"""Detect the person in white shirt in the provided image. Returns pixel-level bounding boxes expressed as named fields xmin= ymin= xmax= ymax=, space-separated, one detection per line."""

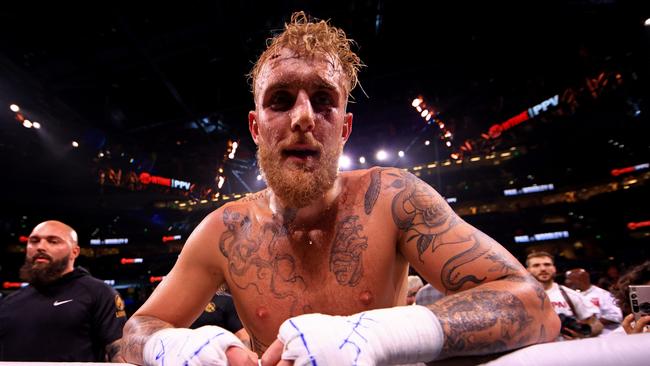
xmin=565 ymin=268 xmax=622 ymax=335
xmin=526 ymin=251 xmax=603 ymax=339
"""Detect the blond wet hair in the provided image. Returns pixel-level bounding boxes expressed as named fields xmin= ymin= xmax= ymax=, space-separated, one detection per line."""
xmin=249 ymin=11 xmax=363 ymax=100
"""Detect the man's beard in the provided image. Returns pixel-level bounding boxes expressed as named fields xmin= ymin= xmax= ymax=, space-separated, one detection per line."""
xmin=533 ymin=272 xmax=553 ymax=285
xmin=258 ymin=136 xmax=341 ymax=208
xmin=19 ymin=253 xmax=70 ymax=286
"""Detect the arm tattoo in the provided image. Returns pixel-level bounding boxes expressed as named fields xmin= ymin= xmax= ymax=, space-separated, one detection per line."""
xmin=485 ymin=251 xmax=520 ymax=275
xmin=389 ymin=170 xmax=492 ymax=291
xmin=121 ymin=315 xmax=173 ymax=364
xmin=430 ymin=290 xmax=534 ymax=357
xmin=364 ymin=168 xmax=384 ymax=215
xmin=105 ymin=339 xmax=122 ymax=362
xmin=440 ymin=233 xmax=489 ymax=291
xmin=219 ymin=207 xmax=307 ymax=314
xmin=501 ymin=274 xmax=548 ymax=311
xmin=485 ymin=250 xmax=548 ymax=311
xmin=388 ymin=171 xmax=461 ymax=260
xmin=329 ymin=215 xmax=369 ymax=286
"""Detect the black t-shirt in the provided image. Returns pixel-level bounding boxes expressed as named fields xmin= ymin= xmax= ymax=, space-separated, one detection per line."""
xmin=0 ymin=267 xmax=127 ymax=361
xmin=190 ymin=293 xmax=243 ymax=333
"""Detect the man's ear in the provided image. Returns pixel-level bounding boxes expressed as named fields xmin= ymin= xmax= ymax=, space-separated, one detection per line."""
xmin=342 ymin=113 xmax=353 ymax=143
xmin=249 ymin=111 xmax=260 ymax=145
xmin=71 ymin=245 xmax=80 ymax=261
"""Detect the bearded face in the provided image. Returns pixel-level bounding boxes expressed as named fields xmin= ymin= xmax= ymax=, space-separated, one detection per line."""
xmin=251 ymin=49 xmax=352 ymax=208
xmin=20 ymin=252 xmax=70 ymax=286
xmin=258 ymin=134 xmax=342 ymax=208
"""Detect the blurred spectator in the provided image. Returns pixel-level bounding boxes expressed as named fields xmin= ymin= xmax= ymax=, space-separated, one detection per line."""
xmin=610 ymin=261 xmax=650 ymax=335
xmin=406 ymin=275 xmax=423 ymax=305
xmin=415 ymin=283 xmax=445 ymax=306
xmin=565 ymin=268 xmax=622 ymax=335
xmin=526 ymin=251 xmax=603 ymax=339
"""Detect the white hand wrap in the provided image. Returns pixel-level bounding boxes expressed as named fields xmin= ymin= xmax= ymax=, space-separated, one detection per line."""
xmin=143 ymin=325 xmax=245 ymax=366
xmin=278 ymin=305 xmax=444 ymax=366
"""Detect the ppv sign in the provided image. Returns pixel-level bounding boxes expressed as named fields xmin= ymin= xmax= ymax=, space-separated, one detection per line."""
xmin=139 ymin=172 xmax=192 ymax=191
xmin=487 ymin=94 xmax=559 ymax=139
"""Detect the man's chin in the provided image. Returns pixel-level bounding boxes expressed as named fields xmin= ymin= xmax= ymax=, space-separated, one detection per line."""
xmin=282 ymin=159 xmax=318 ymax=172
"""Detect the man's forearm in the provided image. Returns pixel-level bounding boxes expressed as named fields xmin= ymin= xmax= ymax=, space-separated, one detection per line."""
xmin=428 ymin=275 xmax=558 ymax=359
xmin=121 ymin=315 xmax=174 ymax=364
xmin=588 ymin=316 xmax=604 ymax=336
xmin=106 ymin=339 xmax=124 ymax=362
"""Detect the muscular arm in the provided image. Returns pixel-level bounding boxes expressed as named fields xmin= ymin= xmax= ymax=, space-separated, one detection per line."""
xmin=121 ymin=211 xmax=228 ymax=364
xmin=235 ymin=328 xmax=251 ymax=348
xmin=106 ymin=338 xmax=125 ymax=362
xmin=121 ymin=317 xmax=173 ymax=363
xmin=379 ymin=169 xmax=560 ymax=358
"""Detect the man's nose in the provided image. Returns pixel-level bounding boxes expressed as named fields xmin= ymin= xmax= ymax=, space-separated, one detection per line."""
xmin=290 ymin=91 xmax=315 ymax=133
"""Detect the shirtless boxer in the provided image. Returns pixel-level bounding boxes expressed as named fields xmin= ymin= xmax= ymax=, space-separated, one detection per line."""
xmin=121 ymin=12 xmax=560 ymax=365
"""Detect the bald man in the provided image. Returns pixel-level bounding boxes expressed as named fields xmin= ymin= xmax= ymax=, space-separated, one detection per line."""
xmin=565 ymin=268 xmax=622 ymax=335
xmin=0 ymin=220 xmax=126 ymax=361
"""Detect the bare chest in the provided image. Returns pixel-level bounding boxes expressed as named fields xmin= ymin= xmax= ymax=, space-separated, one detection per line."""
xmin=218 ymin=209 xmax=406 ymax=352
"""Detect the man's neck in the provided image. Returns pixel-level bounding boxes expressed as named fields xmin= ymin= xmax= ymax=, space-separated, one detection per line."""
xmin=268 ymin=177 xmax=343 ymax=226
xmin=61 ymin=265 xmax=75 ymax=276
xmin=542 ymin=280 xmax=554 ymax=291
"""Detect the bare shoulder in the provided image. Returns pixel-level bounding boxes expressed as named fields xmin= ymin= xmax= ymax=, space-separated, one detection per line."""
xmin=341 ymin=166 xmax=408 ymax=215
xmin=183 ymin=194 xmax=263 ymax=260
xmin=341 ymin=167 xmax=438 ymax=216
xmin=199 ymin=190 xmax=266 ymax=228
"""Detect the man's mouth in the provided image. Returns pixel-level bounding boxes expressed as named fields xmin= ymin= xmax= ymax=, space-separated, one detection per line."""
xmin=282 ymin=147 xmax=320 ymax=160
xmin=32 ymin=255 xmax=52 ymax=263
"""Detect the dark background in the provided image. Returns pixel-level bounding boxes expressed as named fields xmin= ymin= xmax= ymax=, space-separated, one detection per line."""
xmin=1 ymin=0 xmax=648 ymax=311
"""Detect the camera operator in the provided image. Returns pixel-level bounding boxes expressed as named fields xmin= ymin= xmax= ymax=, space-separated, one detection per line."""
xmin=526 ymin=252 xmax=603 ymax=340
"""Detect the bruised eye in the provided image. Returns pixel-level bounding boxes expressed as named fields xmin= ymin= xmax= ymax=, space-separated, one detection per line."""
xmin=312 ymin=92 xmax=333 ymax=107
xmin=269 ymin=91 xmax=294 ymax=111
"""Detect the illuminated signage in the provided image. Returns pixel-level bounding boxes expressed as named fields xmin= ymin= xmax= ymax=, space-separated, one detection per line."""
xmin=90 ymin=238 xmax=129 ymax=245
xmin=162 ymin=235 xmax=182 ymax=243
xmin=446 ymin=197 xmax=458 ymax=203
xmin=488 ymin=95 xmax=559 ymax=139
xmin=504 ymin=184 xmax=555 ymax=196
xmin=628 ymin=221 xmax=650 ymax=230
xmin=150 ymin=275 xmax=166 ymax=283
xmin=139 ymin=172 xmax=192 ymax=191
xmin=528 ymin=95 xmax=559 ymax=118
xmin=120 ymin=258 xmax=143 ymax=264
xmin=3 ymin=282 xmax=29 ymax=289
xmin=103 ymin=279 xmax=116 ymax=286
xmin=611 ymin=163 xmax=649 ymax=177
xmin=19 ymin=235 xmax=29 ymax=243
xmin=515 ymin=230 xmax=569 ymax=243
